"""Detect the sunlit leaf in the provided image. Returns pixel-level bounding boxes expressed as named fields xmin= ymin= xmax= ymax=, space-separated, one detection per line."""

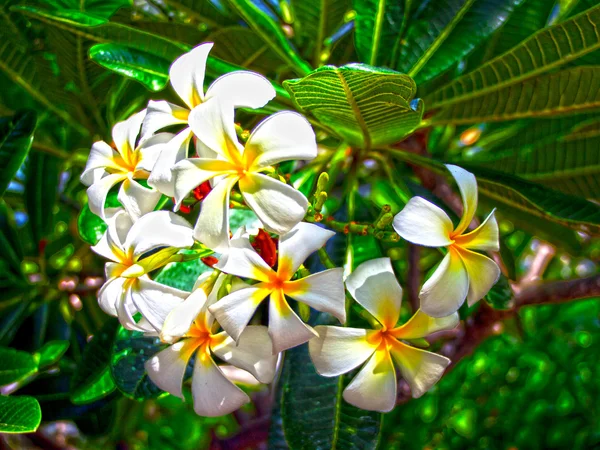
xmin=0 ymin=347 xmax=38 ymax=385
xmin=0 ymin=396 xmax=42 ymax=433
xmin=36 ymin=340 xmax=69 ymax=368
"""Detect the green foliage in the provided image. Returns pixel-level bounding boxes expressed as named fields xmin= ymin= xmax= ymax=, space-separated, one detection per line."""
xmin=0 ymin=111 xmax=36 ymax=198
xmin=0 ymin=347 xmax=38 ymax=385
xmin=0 ymin=396 xmax=42 ymax=433
xmin=36 ymin=340 xmax=69 ymax=368
xmin=284 ymin=64 xmax=423 ymax=149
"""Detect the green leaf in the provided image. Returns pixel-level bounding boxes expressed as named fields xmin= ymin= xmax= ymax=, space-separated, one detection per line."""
xmin=427 ymin=4 xmax=600 ymax=109
xmin=162 ymin=0 xmax=236 ymax=27
xmin=279 ymin=342 xmax=381 ymax=449
xmin=0 ymin=396 xmax=42 ymax=433
xmin=284 ymin=64 xmax=423 ymax=149
xmin=111 ymin=327 xmax=165 ymax=400
xmin=0 ymin=202 xmax=24 ymax=281
xmin=155 ymin=254 xmax=213 ymax=291
xmin=42 ymin=0 xmax=129 ymax=19
xmin=71 ymin=319 xmax=119 ymax=404
xmin=0 ymin=347 xmax=38 ymax=385
xmin=291 ymin=0 xmax=350 ymax=65
xmin=225 ymin=0 xmax=312 ymax=75
xmin=353 ymin=0 xmax=404 ymax=66
xmin=0 ymin=111 xmax=36 ymax=198
xmin=36 ymin=340 xmax=69 ymax=368
xmin=484 ymin=274 xmax=513 ymax=310
xmin=89 ymin=43 xmax=170 ymax=91
xmin=429 ymin=66 xmax=600 ymax=124
xmin=397 ymin=0 xmax=523 ymax=84
xmin=25 ymin=152 xmax=61 ymax=245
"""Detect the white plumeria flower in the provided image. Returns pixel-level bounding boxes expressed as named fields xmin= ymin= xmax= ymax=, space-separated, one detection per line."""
xmin=92 ymin=210 xmax=194 ymax=332
xmin=145 ymin=274 xmax=278 ymax=417
xmin=309 ymin=258 xmax=458 ymax=412
xmin=172 ymin=100 xmax=317 ymax=251
xmin=81 ymin=110 xmax=172 ymax=220
xmin=209 ymin=222 xmax=345 ymax=354
xmin=393 ymin=165 xmax=500 ymax=318
xmin=142 ymin=42 xmax=276 ymax=197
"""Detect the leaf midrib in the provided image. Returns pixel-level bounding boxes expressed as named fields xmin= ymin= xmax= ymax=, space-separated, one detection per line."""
xmin=335 ymin=69 xmax=371 ymax=150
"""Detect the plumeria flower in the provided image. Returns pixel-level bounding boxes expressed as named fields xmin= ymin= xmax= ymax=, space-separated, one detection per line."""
xmin=172 ymin=100 xmax=317 ymax=251
xmin=309 ymin=258 xmax=458 ymax=412
xmin=81 ymin=110 xmax=171 ymax=220
xmin=92 ymin=210 xmax=194 ymax=332
xmin=393 ymin=165 xmax=500 ymax=317
xmin=209 ymin=222 xmax=345 ymax=354
xmin=142 ymin=43 xmax=276 ymax=197
xmin=145 ymin=274 xmax=277 ymax=417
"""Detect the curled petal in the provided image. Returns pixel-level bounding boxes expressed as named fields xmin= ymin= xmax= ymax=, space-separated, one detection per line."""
xmin=130 ymin=278 xmax=189 ymax=332
xmin=309 ymin=326 xmax=380 ymax=377
xmin=244 ymin=111 xmax=317 ymax=170
xmin=169 ymin=43 xmax=212 ymax=109
xmin=172 ymin=158 xmax=233 ymax=209
xmin=343 ymin=350 xmax=397 ymax=413
xmin=81 ymin=141 xmax=120 ymax=185
xmin=98 ymin=276 xmax=125 ymax=316
xmin=456 ymin=248 xmax=501 ymax=307
xmin=454 ymin=210 xmax=499 ymax=252
xmin=87 ymin=173 xmax=127 ymax=220
xmin=268 ymin=289 xmax=317 ymax=354
xmin=284 ymin=269 xmax=346 ymax=323
xmin=206 ymin=71 xmax=275 ymax=109
xmin=392 ymin=310 xmax=459 ymax=340
xmin=161 ymin=287 xmax=209 ymax=343
xmin=145 ymin=339 xmax=198 ymax=399
xmin=239 ymin=173 xmax=308 ymax=236
xmin=112 ymin=109 xmax=146 ymax=156
xmin=446 ymin=164 xmax=478 ymax=235
xmin=277 ymin=222 xmax=335 ymax=276
xmin=141 ymin=100 xmax=189 ymax=141
xmin=124 ymin=210 xmax=193 ymax=258
xmin=419 ymin=249 xmax=469 ymax=318
xmin=148 ymin=130 xmax=192 ymax=197
xmin=215 ymin=246 xmax=274 ymax=282
xmin=389 ymin=340 xmax=450 ymax=398
xmin=393 ymin=197 xmax=454 ymax=247
xmin=346 ymin=258 xmax=403 ymax=329
xmin=118 ymin=177 xmax=161 ymax=221
xmin=191 ymin=351 xmax=250 ymax=417
xmin=135 ymin=132 xmax=175 ymax=172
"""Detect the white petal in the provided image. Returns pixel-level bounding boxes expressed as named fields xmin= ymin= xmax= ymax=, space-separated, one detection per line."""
xmin=118 ymin=177 xmax=161 ymax=221
xmin=346 ymin=257 xmax=403 ymax=329
xmin=191 ymin=352 xmax=250 ymax=417
xmin=98 ymin=276 xmax=125 ymax=316
xmin=148 ymin=129 xmax=193 ymax=197
xmin=446 ymin=164 xmax=478 ymax=235
xmin=91 ymin=226 xmax=123 ymax=263
xmin=135 ymin=132 xmax=175 ymax=172
xmin=419 ymin=249 xmax=469 ymax=318
xmin=392 ymin=310 xmax=459 ymax=340
xmin=211 ymin=326 xmax=277 ymax=384
xmin=284 ymin=269 xmax=346 ymax=323
xmin=214 ymin=245 xmax=274 ymax=282
xmin=171 ymin=158 xmax=233 ymax=209
xmin=343 ymin=350 xmax=397 ymax=413
xmin=131 ymin=278 xmax=188 ymax=332
xmin=208 ymin=284 xmax=271 ymax=341
xmin=243 ymin=111 xmax=316 ymax=170
xmin=454 ymin=210 xmax=499 ymax=252
xmin=309 ymin=326 xmax=379 ymax=377
xmin=194 ymin=175 xmax=238 ymax=252
xmin=206 ymin=70 xmax=276 ymax=109
xmin=117 ymin=286 xmax=154 ymax=332
xmin=268 ymin=289 xmax=317 ymax=354
xmin=107 ymin=209 xmax=134 ymax=245
xmin=456 ymin=248 xmax=501 ymax=307
xmin=87 ymin=173 xmax=126 ymax=220
xmin=81 ymin=141 xmax=120 ymax=185
xmin=112 ymin=109 xmax=146 ymax=156
xmin=170 ymin=43 xmax=212 ymax=109
xmin=188 ymin=98 xmax=243 ymax=162
xmin=161 ymin=287 xmax=208 ymax=343
xmin=124 ymin=210 xmax=193 ymax=258
xmin=390 ymin=340 xmax=450 ymax=398
xmin=277 ymin=222 xmax=335 ymax=276
xmin=141 ymin=100 xmax=189 ymax=141
xmin=393 ymin=197 xmax=454 ymax=247
xmin=145 ymin=339 xmax=197 ymax=399
xmin=239 ymin=173 xmax=308 ymax=235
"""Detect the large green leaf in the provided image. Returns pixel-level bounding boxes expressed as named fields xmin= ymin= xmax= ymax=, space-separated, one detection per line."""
xmin=0 ymin=347 xmax=38 ymax=385
xmin=71 ymin=319 xmax=119 ymax=404
xmin=279 ymin=341 xmax=381 ymax=449
xmin=77 ymin=192 xmax=120 ymax=245
xmin=284 ymin=64 xmax=423 ymax=149
xmin=397 ymin=0 xmax=524 ymax=84
xmin=110 ymin=328 xmax=165 ymax=400
xmin=42 ymin=0 xmax=129 ymax=19
xmin=89 ymin=43 xmax=170 ymax=91
xmin=25 ymin=152 xmax=61 ymax=245
xmin=225 ymin=0 xmax=312 ymax=75
xmin=36 ymin=340 xmax=69 ymax=368
xmin=0 ymin=396 xmax=42 ymax=433
xmin=429 ymin=66 xmax=600 ymax=124
xmin=353 ymin=0 xmax=403 ymax=66
xmin=291 ymin=0 xmax=350 ymax=64
xmin=427 ymin=4 xmax=600 ymax=109
xmin=0 ymin=110 xmax=36 ymax=198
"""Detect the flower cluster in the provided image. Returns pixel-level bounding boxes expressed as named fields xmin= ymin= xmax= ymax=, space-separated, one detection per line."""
xmin=82 ymin=43 xmax=500 ymax=415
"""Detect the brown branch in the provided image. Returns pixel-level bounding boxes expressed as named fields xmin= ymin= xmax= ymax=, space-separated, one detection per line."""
xmin=515 ymin=274 xmax=600 ymax=307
